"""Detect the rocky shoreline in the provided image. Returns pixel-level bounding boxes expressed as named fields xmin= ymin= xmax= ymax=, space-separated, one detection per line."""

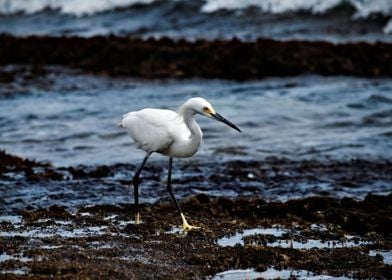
xmin=1 ymin=35 xmax=392 ymax=80
xmin=1 ymin=191 xmax=391 ymax=279
xmin=1 ymin=151 xmax=391 ymax=279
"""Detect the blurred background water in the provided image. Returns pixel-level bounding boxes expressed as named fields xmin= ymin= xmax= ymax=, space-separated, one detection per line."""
xmin=0 ymin=0 xmax=391 ymax=42
xmin=0 ymin=69 xmax=391 ymax=167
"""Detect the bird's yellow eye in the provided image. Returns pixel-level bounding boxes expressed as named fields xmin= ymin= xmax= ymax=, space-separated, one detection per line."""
xmin=203 ymin=107 xmax=211 ymax=114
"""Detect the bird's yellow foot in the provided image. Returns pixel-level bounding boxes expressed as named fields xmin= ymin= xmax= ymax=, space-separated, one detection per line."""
xmin=181 ymin=213 xmax=200 ymax=231
xmin=135 ymin=212 xmax=141 ymax=224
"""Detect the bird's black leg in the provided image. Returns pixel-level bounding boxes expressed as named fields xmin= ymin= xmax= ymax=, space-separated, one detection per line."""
xmin=167 ymin=157 xmax=200 ymax=230
xmin=132 ymin=152 xmax=151 ymax=224
xmin=167 ymin=157 xmax=182 ymax=214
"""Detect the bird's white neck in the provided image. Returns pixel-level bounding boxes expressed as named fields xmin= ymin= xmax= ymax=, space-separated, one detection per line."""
xmin=179 ymin=105 xmax=202 ymax=150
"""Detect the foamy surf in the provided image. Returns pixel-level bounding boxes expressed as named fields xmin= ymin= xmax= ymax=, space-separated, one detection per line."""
xmin=201 ymin=0 xmax=342 ymax=14
xmin=1 ymin=0 xmax=392 ymax=19
xmin=202 ymin=0 xmax=392 ymax=33
xmin=0 ymin=0 xmax=391 ymax=39
xmin=0 ymin=0 xmax=158 ymax=16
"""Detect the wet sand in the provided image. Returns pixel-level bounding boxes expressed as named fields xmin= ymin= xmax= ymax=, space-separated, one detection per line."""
xmin=2 ymin=195 xmax=391 ymax=279
xmin=1 ymin=35 xmax=392 ymax=80
xmin=1 ymin=151 xmax=391 ymax=279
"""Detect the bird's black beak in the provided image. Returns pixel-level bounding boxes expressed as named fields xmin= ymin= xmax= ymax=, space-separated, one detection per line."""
xmin=211 ymin=112 xmax=241 ymax=132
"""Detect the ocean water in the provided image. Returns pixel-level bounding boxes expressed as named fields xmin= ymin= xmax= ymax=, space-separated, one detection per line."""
xmin=0 ymin=68 xmax=391 ymax=167
xmin=0 ymin=0 xmax=391 ymax=42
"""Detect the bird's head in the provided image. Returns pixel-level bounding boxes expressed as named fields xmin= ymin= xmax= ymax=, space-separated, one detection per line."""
xmin=186 ymin=97 xmax=241 ymax=132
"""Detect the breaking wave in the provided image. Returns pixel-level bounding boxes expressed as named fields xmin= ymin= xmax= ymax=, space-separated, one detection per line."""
xmin=0 ymin=0 xmax=391 ymax=33
xmin=0 ymin=0 xmax=158 ymax=16
xmin=202 ymin=0 xmax=392 ymax=33
xmin=1 ymin=0 xmax=391 ymax=17
xmin=202 ymin=0 xmax=392 ymax=16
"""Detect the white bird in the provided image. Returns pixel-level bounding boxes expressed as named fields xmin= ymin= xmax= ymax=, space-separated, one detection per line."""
xmin=120 ymin=97 xmax=241 ymax=230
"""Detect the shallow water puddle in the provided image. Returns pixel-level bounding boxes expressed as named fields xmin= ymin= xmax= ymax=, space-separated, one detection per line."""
xmin=265 ymin=238 xmax=370 ymax=250
xmin=0 ymin=253 xmax=32 ymax=263
xmin=217 ymin=227 xmax=286 ymax=247
xmin=217 ymin=226 xmax=372 ymax=249
xmin=103 ymin=214 xmax=118 ymax=221
xmin=0 ymin=268 xmax=29 ymax=275
xmin=369 ymin=250 xmax=392 ymax=265
xmin=0 ymin=225 xmax=108 ymax=238
xmin=165 ymin=227 xmax=184 ymax=235
xmin=0 ymin=212 xmax=140 ymax=239
xmin=36 ymin=218 xmax=72 ymax=225
xmin=211 ymin=267 xmax=351 ymax=280
xmin=0 ymin=215 xmax=23 ymax=224
xmin=0 ymin=253 xmax=34 ymax=275
xmin=211 ymin=268 xmax=263 ymax=280
xmin=78 ymin=212 xmax=93 ymax=217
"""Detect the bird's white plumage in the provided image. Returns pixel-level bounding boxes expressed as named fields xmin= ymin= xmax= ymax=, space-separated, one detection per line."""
xmin=120 ymin=97 xmax=239 ymax=159
xmin=121 ymin=108 xmax=195 ymax=157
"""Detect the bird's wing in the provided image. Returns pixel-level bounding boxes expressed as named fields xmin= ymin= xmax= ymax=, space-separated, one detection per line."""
xmin=121 ymin=109 xmax=181 ymax=153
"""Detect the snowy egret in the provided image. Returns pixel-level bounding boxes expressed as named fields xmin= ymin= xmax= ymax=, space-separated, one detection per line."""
xmin=120 ymin=97 xmax=241 ymax=230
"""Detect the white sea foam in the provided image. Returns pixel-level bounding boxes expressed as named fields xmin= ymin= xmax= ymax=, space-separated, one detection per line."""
xmin=351 ymin=0 xmax=392 ymax=18
xmin=201 ymin=0 xmax=392 ymax=33
xmin=1 ymin=0 xmax=392 ymax=34
xmin=202 ymin=0 xmax=341 ymax=14
xmin=0 ymin=0 xmax=157 ymax=16
xmin=384 ymin=19 xmax=392 ymax=33
xmin=2 ymin=0 xmax=390 ymax=34
xmin=201 ymin=0 xmax=392 ymax=15
xmin=1 ymin=0 xmax=392 ymax=19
